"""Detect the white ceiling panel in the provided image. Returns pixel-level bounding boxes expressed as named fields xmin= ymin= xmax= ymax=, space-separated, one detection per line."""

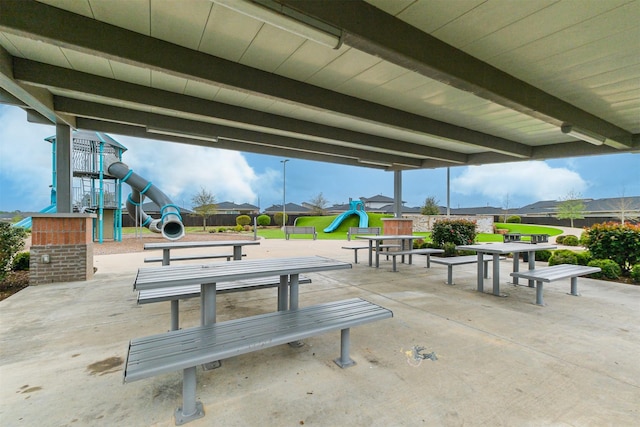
xmin=461 ymin=1 xmax=631 ymax=60
xmin=183 ymin=79 xmax=220 ymax=101
xmin=238 ymin=24 xmax=306 ymax=72
xmin=110 ymin=61 xmax=151 ymax=87
xmin=149 ymin=0 xmax=213 ymax=50
xmin=150 ymin=70 xmax=187 ymax=94
xmin=89 ymin=0 xmax=151 ymax=35
xmin=198 ymin=5 xmax=261 ymax=62
xmin=37 ymin=0 xmax=93 ymax=18
xmin=391 ymin=0 xmax=485 ymax=34
xmin=61 ymin=48 xmax=114 ymax=79
xmin=2 ymin=33 xmax=70 ymax=67
xmin=275 ymin=42 xmax=346 ymax=82
xmin=213 ymin=86 xmax=250 ymax=106
xmin=335 ymin=61 xmax=410 ymax=96
xmin=0 ymin=33 xmax=20 ymax=56
xmin=431 ymin=0 xmax=556 ymax=48
xmin=305 ymin=48 xmax=383 ymax=89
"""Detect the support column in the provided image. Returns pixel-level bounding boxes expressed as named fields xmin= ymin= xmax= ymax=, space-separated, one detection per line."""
xmin=55 ymin=123 xmax=73 ymax=213
xmin=393 ymin=170 xmax=402 ymax=218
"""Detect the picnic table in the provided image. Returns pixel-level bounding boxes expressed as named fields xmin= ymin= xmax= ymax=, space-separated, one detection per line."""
xmin=143 ymin=240 xmax=260 ymax=265
xmin=134 ymin=256 xmax=352 ymax=323
xmin=128 ymin=256 xmax=396 ymax=425
xmin=456 ymin=242 xmax=556 ymax=296
xmin=355 ymin=234 xmax=416 ymax=268
xmin=503 ymin=233 xmax=549 ymax=244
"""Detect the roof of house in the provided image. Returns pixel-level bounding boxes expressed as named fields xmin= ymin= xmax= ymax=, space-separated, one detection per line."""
xmin=263 ymin=203 xmax=309 ymax=213
xmin=216 ymin=201 xmax=259 ymax=211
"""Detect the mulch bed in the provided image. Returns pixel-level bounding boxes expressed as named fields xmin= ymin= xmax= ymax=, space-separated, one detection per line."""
xmin=0 ymin=271 xmax=29 ymax=301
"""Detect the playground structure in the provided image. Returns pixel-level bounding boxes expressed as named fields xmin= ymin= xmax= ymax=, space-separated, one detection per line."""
xmin=324 ymin=199 xmax=369 ymax=233
xmin=15 ymin=131 xmax=184 ymax=242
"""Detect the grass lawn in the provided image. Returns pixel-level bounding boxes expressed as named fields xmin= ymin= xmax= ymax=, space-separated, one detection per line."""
xmin=122 ymin=218 xmax=564 ymax=242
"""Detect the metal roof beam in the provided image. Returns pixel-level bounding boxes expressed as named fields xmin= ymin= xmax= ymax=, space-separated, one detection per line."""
xmin=13 ymin=59 xmax=467 ymax=164
xmin=281 ymin=0 xmax=635 ymax=149
xmin=0 ymin=44 xmax=74 ymax=127
xmin=0 ymin=0 xmax=531 ymax=158
xmin=55 ymin=97 xmax=424 ymax=169
xmin=76 ymin=118 xmax=390 ymax=170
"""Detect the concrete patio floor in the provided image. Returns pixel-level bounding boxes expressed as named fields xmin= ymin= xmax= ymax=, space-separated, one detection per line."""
xmin=1 ymin=238 xmax=638 ymax=426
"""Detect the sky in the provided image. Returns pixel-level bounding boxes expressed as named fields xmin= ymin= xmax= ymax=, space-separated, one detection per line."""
xmin=1 ymin=104 xmax=639 ymax=213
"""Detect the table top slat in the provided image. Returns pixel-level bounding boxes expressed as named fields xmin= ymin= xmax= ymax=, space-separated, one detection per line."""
xmin=457 ymin=243 xmax=556 ymax=254
xmin=134 ymin=256 xmax=351 ymax=290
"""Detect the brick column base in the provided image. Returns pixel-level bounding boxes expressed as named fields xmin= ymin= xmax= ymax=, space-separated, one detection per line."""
xmin=30 ymin=214 xmax=95 ymax=285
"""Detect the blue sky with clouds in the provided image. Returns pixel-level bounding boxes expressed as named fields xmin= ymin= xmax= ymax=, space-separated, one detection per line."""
xmin=1 ymin=104 xmax=638 ymax=212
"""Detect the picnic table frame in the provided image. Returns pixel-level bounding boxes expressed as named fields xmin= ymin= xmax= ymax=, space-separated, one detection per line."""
xmin=134 ymin=256 xmax=352 ymax=326
xmin=143 ymin=240 xmax=260 ymax=265
xmin=456 ymin=242 xmax=556 ymax=296
xmin=355 ymin=235 xmax=416 ymax=268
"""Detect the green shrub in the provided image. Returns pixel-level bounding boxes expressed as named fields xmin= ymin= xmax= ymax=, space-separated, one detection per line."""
xmin=0 ymin=223 xmax=27 ymax=280
xmin=583 ymin=222 xmax=640 ymax=273
xmin=548 ymin=249 xmax=578 ymax=266
xmin=587 ymin=259 xmax=622 ymax=280
xmin=442 ymin=242 xmax=457 ymax=257
xmin=236 ymin=215 xmax=251 ymax=226
xmin=630 ymin=264 xmax=640 ymax=283
xmin=257 ymin=214 xmax=271 ymax=227
xmin=506 ymin=215 xmax=521 ymax=223
xmin=579 ymin=231 xmax=590 ymax=246
xmin=431 ymin=219 xmax=477 ymax=247
xmin=575 ymin=251 xmax=592 ymax=266
xmin=234 ymin=224 xmax=244 ymax=232
xmin=11 ymin=251 xmax=30 ymax=271
xmin=413 ymin=239 xmax=425 ymax=249
xmin=274 ymin=212 xmax=288 ymax=227
xmin=534 ymin=250 xmax=552 ymax=262
xmin=217 ymin=227 xmax=226 ymax=233
xmin=555 ymin=235 xmax=565 ymax=244
xmin=562 ymin=235 xmax=579 ymax=246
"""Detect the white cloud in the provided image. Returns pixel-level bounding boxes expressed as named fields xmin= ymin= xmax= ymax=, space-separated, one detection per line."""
xmin=0 ymin=107 xmax=55 ymax=210
xmin=452 ymin=161 xmax=587 ymax=204
xmin=0 ymin=105 xmax=261 ymax=210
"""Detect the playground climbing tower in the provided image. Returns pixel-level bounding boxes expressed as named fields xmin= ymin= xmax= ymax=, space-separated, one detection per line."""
xmin=44 ymin=131 xmax=127 ymax=242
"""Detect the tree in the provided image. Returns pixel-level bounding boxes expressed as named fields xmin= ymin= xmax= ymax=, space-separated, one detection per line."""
xmin=420 ymin=196 xmax=440 ymax=215
xmin=502 ymin=193 xmax=511 ymax=222
xmin=608 ymin=190 xmax=640 ymax=224
xmin=307 ymin=192 xmax=329 ymax=215
xmin=191 ymin=187 xmax=217 ymax=231
xmin=556 ymin=191 xmax=586 ymax=228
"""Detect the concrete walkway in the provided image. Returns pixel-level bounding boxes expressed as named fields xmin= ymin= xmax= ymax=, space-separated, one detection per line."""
xmin=1 ymin=238 xmax=639 ymax=426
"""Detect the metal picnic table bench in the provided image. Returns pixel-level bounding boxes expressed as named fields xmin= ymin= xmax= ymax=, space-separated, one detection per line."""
xmin=125 ymin=256 xmax=393 ymax=425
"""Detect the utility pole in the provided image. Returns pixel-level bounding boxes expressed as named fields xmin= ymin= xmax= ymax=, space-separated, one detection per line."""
xmin=281 ymin=159 xmax=289 ymax=227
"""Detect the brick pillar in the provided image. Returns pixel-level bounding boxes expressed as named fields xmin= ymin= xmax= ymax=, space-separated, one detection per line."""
xmin=382 ymin=218 xmax=414 ymax=250
xmin=30 ymin=214 xmax=96 ymax=284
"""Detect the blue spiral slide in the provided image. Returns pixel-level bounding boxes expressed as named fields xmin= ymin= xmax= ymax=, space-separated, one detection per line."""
xmin=324 ymin=200 xmax=368 ymax=233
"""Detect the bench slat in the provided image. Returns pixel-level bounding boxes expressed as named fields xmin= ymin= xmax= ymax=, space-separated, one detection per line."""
xmin=137 ymin=275 xmax=312 ymax=304
xmin=124 ymin=298 xmax=393 ymax=382
xmin=144 ymin=253 xmax=246 ymax=263
xmin=389 ymin=249 xmax=445 ymax=256
xmin=430 ymin=255 xmax=496 ymax=266
xmin=510 ymin=264 xmax=601 ymax=282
